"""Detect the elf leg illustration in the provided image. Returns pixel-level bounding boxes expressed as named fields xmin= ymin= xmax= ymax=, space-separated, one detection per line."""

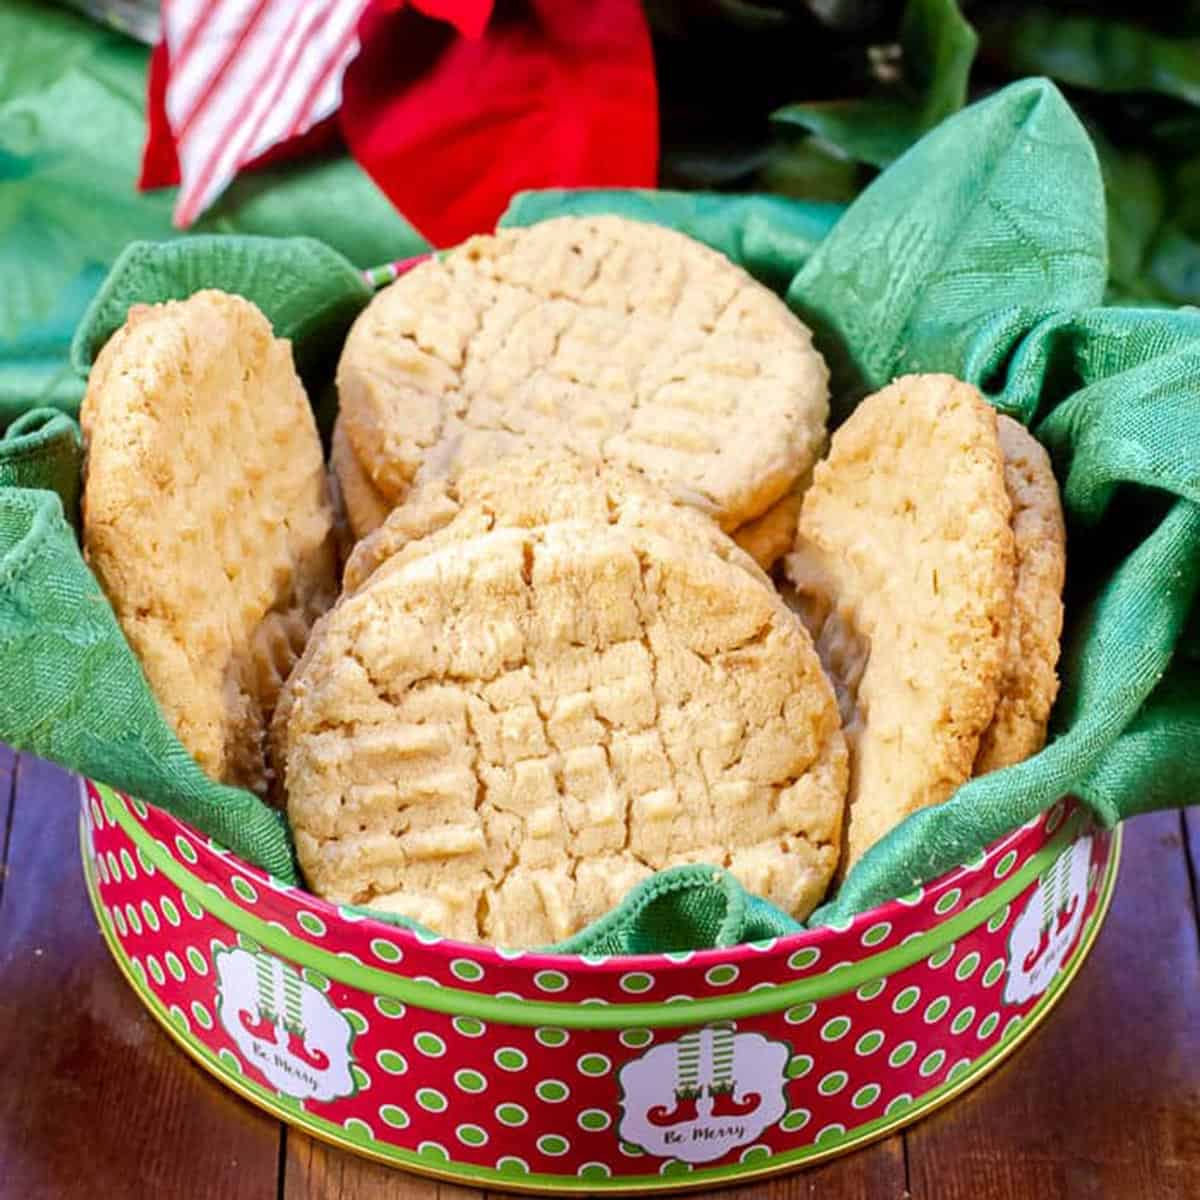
xmin=647 ymin=1030 xmax=702 ymax=1127
xmin=1022 ymin=868 xmax=1054 ymax=972
xmin=282 ymin=962 xmax=329 ymax=1070
xmin=707 ymin=1024 xmax=761 ymax=1118
xmin=1055 ymin=845 xmax=1079 ymax=932
xmin=238 ymin=951 xmax=278 ymax=1042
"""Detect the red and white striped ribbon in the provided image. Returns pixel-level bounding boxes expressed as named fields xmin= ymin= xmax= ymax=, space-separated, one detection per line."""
xmin=161 ymin=0 xmax=372 ymax=226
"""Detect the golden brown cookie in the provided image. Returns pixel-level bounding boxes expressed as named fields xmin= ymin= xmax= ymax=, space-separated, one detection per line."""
xmin=81 ymin=290 xmax=338 ymax=797
xmin=732 ymin=473 xmax=809 ymax=571
xmin=340 ymin=453 xmax=768 ymax=596
xmin=330 ymin=415 xmax=392 ymax=542
xmin=281 ymin=520 xmax=848 ymax=946
xmin=784 ymin=374 xmax=1014 ymax=872
xmin=974 ymin=417 xmax=1066 ymax=773
xmin=337 ymin=215 xmax=829 ymax=532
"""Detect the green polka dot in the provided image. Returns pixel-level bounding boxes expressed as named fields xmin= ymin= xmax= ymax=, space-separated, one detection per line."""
xmin=218 ymin=1049 xmax=241 ymax=1074
xmin=175 ymin=836 xmax=198 ymax=864
xmin=661 ymin=1158 xmax=693 ymax=1175
xmin=451 ymin=958 xmax=484 ymax=982
xmin=888 ymin=1040 xmax=917 ymax=1068
xmin=818 ymin=1070 xmax=848 ymax=1097
xmin=457 ymin=1124 xmax=488 ymax=1147
xmin=140 ymin=901 xmax=159 ymax=932
xmin=496 ymin=1047 xmax=528 ymax=1072
xmin=230 ymin=876 xmax=257 ymax=903
xmin=106 ymin=852 xmax=121 ymax=882
xmin=168 ymin=1005 xmax=189 ymax=1033
xmin=416 ymin=1088 xmax=447 ymax=1113
xmin=786 ymin=1053 xmax=813 ymax=1080
xmin=349 ymin=1064 xmax=371 ymax=1092
xmin=815 ymin=1123 xmax=846 ymax=1145
xmin=955 ymin=951 xmax=982 ymax=982
xmin=532 ymin=1028 xmax=567 ymax=1050
xmin=165 ymin=952 xmax=186 ymax=982
xmin=496 ymin=1102 xmax=529 ymax=1126
xmin=934 ymin=887 xmax=963 ymax=915
xmin=619 ymin=1142 xmax=644 ymax=1157
xmin=578 ymin=1053 xmax=611 ymax=1077
xmin=948 ymin=1058 xmax=974 ymax=1084
xmin=414 ymin=1032 xmax=446 ymax=1058
xmin=740 ymin=1145 xmax=771 ymax=1163
xmin=453 ymin=1015 xmax=485 ymax=1037
xmin=994 ymin=849 xmax=1018 ymax=878
xmin=977 ymin=1012 xmax=1000 ymax=1039
xmin=369 ymin=937 xmax=402 ymax=963
xmin=301 ymin=967 xmax=329 ymax=992
xmin=620 ymin=1028 xmax=652 ymax=1048
xmin=1005 ymin=1015 xmax=1024 ymax=1039
xmin=856 ymin=978 xmax=886 ymax=1001
xmin=120 ymin=849 xmax=137 ymax=879
xmin=920 ymin=1049 xmax=947 ymax=1078
xmin=983 ymin=958 xmax=1006 ymax=987
xmin=376 ymin=1050 xmax=407 ymax=1075
xmin=785 ymin=1002 xmax=816 ymax=1024
xmin=987 ymin=904 xmax=1011 ymax=933
xmin=538 ymin=1134 xmax=569 ymax=1157
xmin=855 ymin=1029 xmax=885 ymax=1056
xmin=130 ymin=959 xmax=146 ymax=986
xmin=887 ymin=1093 xmax=914 ymax=1115
xmin=186 ymin=947 xmax=207 ymax=975
xmin=780 ymin=1108 xmax=810 ymax=1132
xmin=788 ymin=946 xmax=821 ymax=971
xmin=376 ymin=997 xmax=406 ymax=1018
xmin=951 ymin=1005 xmax=977 ymax=1035
xmin=537 ymin=1079 xmax=569 ymax=1103
xmin=578 ymin=1163 xmax=611 ymax=1180
xmin=892 ymin=985 xmax=920 ymax=1014
xmin=417 ymin=1142 xmax=448 ymax=1162
xmin=454 ymin=1069 xmax=486 ymax=1093
xmin=497 ymin=1156 xmax=530 ymax=1174
xmin=379 ymin=1104 xmax=409 ymax=1129
xmin=578 ymin=1108 xmax=611 ymax=1131
xmin=160 ymin=898 xmax=181 ymax=927
xmin=821 ymin=1016 xmax=852 ymax=1042
xmin=924 ymin=996 xmax=951 ymax=1024
xmin=535 ymin=970 xmax=569 ymax=993
xmin=897 ymin=885 xmax=925 ymax=906
xmin=852 ymin=1083 xmax=881 ymax=1109
xmin=344 ymin=1009 xmax=368 ymax=1035
xmin=183 ymin=894 xmax=204 ymax=920
xmin=146 ymin=955 xmax=165 ymax=986
xmin=705 ymin=964 xmax=739 ymax=986
xmin=112 ymin=908 xmax=127 ymax=937
xmin=662 ymin=950 xmax=693 ymax=964
xmin=295 ymin=910 xmax=326 ymax=937
xmin=927 ymin=943 xmax=955 ymax=969
xmin=620 ymin=972 xmax=654 ymax=993
xmin=861 ymin=921 xmax=892 ymax=947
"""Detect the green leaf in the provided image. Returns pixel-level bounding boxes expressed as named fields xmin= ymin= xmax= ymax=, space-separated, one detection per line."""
xmin=772 ymin=0 xmax=977 ymax=167
xmin=788 ymin=78 xmax=1108 ymax=412
xmin=980 ymin=11 xmax=1200 ymax=108
xmin=756 ymin=135 xmax=865 ymax=201
xmin=1089 ymin=130 xmax=1165 ymax=302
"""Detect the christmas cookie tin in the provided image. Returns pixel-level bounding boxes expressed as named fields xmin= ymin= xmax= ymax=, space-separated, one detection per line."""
xmin=80 ymin=781 xmax=1117 ymax=1193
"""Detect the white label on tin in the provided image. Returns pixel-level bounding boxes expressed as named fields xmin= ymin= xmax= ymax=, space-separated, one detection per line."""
xmin=215 ymin=947 xmax=356 ymax=1101
xmin=617 ymin=1027 xmax=789 ymax=1163
xmin=1004 ymin=835 xmax=1092 ymax=1006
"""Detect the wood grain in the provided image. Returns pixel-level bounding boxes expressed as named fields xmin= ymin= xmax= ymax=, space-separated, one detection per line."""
xmin=905 ymin=810 xmax=1200 ymax=1200
xmin=0 ymin=754 xmax=282 ymax=1200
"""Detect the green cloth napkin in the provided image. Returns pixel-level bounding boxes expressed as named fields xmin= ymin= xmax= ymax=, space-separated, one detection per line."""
xmin=2 ymin=77 xmax=1198 ymax=952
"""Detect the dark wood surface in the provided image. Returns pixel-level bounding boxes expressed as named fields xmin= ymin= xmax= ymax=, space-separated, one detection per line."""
xmin=2 ymin=753 xmax=1198 ymax=1199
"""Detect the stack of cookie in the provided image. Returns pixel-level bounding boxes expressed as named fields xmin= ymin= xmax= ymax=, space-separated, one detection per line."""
xmin=80 ymin=216 xmax=1065 ymax=949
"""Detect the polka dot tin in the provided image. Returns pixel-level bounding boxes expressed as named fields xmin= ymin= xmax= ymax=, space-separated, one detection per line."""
xmin=80 ymin=780 xmax=1117 ymax=1192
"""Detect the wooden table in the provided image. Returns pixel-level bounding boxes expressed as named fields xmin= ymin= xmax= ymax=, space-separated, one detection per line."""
xmin=1 ymin=747 xmax=1198 ymax=1199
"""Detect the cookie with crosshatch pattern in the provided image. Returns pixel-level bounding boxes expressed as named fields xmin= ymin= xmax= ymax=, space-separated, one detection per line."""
xmin=279 ymin=512 xmax=848 ymax=947
xmin=336 ymin=214 xmax=830 ymax=534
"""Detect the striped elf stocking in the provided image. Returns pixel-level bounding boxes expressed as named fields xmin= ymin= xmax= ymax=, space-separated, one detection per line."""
xmin=647 ymin=1031 xmax=702 ymax=1127
xmin=707 ymin=1024 xmax=760 ymax=1119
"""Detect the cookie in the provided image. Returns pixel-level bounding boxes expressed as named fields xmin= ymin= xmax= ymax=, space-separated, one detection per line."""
xmin=281 ymin=520 xmax=848 ymax=946
xmin=732 ymin=473 xmax=809 ymax=570
xmin=81 ymin=290 xmax=338 ymax=796
xmin=784 ymin=374 xmax=1014 ymax=871
xmin=330 ymin=415 xmax=392 ymax=542
xmin=974 ymin=417 xmax=1066 ymax=773
xmin=337 ymin=215 xmax=829 ymax=532
xmin=340 ymin=453 xmax=768 ymax=596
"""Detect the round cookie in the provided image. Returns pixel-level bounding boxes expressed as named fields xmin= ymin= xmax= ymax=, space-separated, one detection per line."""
xmin=281 ymin=521 xmax=848 ymax=947
xmin=330 ymin=415 xmax=392 ymax=542
xmin=81 ymin=290 xmax=338 ymax=797
xmin=974 ymin=417 xmax=1066 ymax=774
xmin=732 ymin=473 xmax=809 ymax=571
xmin=784 ymin=374 xmax=1014 ymax=872
xmin=337 ymin=215 xmax=829 ymax=532
xmin=340 ymin=453 xmax=768 ymax=596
